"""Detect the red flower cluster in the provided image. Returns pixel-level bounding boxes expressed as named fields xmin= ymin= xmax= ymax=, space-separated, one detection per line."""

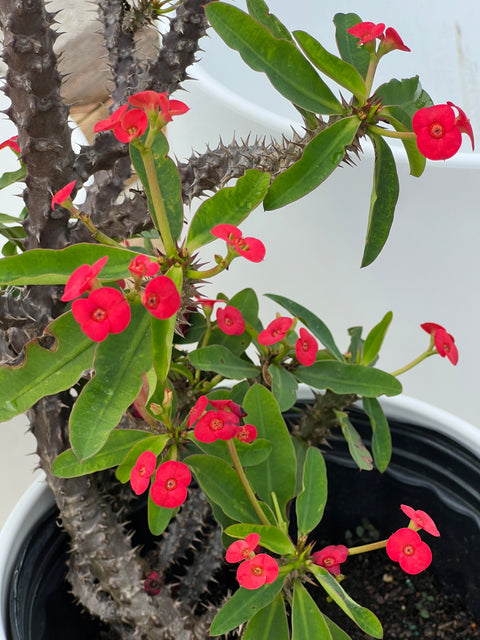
xmin=211 ymin=224 xmax=266 ymax=263
xmin=51 ymin=180 xmax=76 ymax=210
xmin=94 ymin=91 xmax=188 ymax=143
xmin=386 ymin=505 xmax=439 ymax=575
xmin=421 ymin=322 xmax=458 ymax=365
xmin=0 ymin=135 xmax=20 ymax=154
xmin=128 ymin=254 xmax=160 ymax=279
xmin=258 ymin=317 xmax=292 ymax=346
xmin=62 ymin=256 xmax=108 ymax=302
xmin=295 ymin=327 xmax=318 ymax=366
xmin=412 ymin=103 xmax=474 ymax=161
xmin=312 ymin=544 xmax=348 ymax=576
xmin=141 ymin=275 xmax=181 ymax=319
xmin=188 ymin=396 xmax=256 ymax=444
xmin=347 ymin=22 xmax=410 ymax=52
xmin=226 ymin=534 xmax=279 ymax=590
xmin=216 ymin=305 xmax=245 ymax=335
xmin=130 ymin=453 xmax=191 ymax=509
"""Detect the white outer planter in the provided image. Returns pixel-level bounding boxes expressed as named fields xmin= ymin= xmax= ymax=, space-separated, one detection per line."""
xmin=165 ymin=1 xmax=480 ymax=426
xmin=0 ymin=395 xmax=479 ymax=639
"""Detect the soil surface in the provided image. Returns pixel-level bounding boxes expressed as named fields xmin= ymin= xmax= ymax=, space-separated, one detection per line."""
xmin=320 ymin=549 xmax=480 ymax=639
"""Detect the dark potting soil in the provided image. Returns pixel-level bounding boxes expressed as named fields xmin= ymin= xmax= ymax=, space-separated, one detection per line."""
xmin=318 ymin=549 xmax=480 ymax=640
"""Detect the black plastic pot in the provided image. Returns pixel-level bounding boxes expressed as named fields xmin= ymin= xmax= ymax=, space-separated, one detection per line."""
xmin=4 ymin=406 xmax=480 ymax=638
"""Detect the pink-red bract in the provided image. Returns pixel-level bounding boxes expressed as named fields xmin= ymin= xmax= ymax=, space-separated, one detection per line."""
xmin=142 ymin=275 xmax=181 ymax=319
xmin=258 ymin=317 xmax=293 ymax=345
xmin=216 ymin=305 xmax=245 ymax=335
xmin=61 ymin=256 xmax=108 ymax=302
xmin=312 ymin=544 xmax=349 ymax=576
xmin=225 ymin=533 xmax=260 ymax=563
xmin=130 ymin=451 xmax=157 ymax=495
xmin=236 ymin=554 xmax=279 ymax=589
xmin=386 ymin=528 xmax=432 ymax=575
xmin=51 ymin=180 xmax=76 ymax=210
xmin=150 ymin=460 xmax=191 ymax=509
xmin=400 ymin=504 xmax=440 ymax=537
xmin=72 ymin=287 xmax=131 ymax=341
xmin=295 ymin=327 xmax=318 ymax=366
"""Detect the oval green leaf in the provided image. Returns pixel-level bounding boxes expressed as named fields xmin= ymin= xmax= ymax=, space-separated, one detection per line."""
xmin=188 ymin=344 xmax=259 ymax=379
xmin=362 ymin=396 xmax=392 ymax=472
xmin=335 ymin=410 xmax=373 ymax=471
xmin=361 ymin=311 xmax=393 ymax=366
xmin=268 ymin=363 xmax=298 ymax=412
xmin=264 ymin=117 xmax=360 ymax=210
xmin=292 ymin=580 xmax=333 ymax=640
xmin=333 ymin=13 xmax=369 ymax=79
xmin=243 ymin=593 xmax=289 ymax=640
xmin=294 ymin=361 xmax=402 ymax=397
xmin=361 ymin=133 xmax=399 ymax=267
xmin=296 ymin=447 xmax=328 ymax=537
xmin=205 ymin=3 xmax=343 ymax=115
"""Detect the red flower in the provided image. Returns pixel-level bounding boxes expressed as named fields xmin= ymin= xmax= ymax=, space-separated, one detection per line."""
xmin=211 ymin=224 xmax=266 ymax=263
xmin=216 ymin=305 xmax=245 ymax=335
xmin=130 ymin=451 xmax=157 ymax=495
xmin=258 ymin=317 xmax=293 ymax=346
xmin=142 ymin=275 xmax=181 ymax=319
xmin=51 ymin=180 xmax=76 ymax=210
xmin=144 ymin=570 xmax=162 ymax=596
xmin=421 ymin=322 xmax=458 ymax=365
xmin=128 ymin=254 xmax=160 ymax=278
xmin=347 ymin=21 xmax=385 ymax=44
xmin=236 ymin=554 xmax=279 ymax=589
xmin=0 ymin=135 xmax=20 ymax=154
xmin=61 ymin=256 xmax=108 ymax=302
xmin=150 ymin=460 xmax=191 ymax=509
xmin=94 ymin=104 xmax=129 ymax=133
xmin=236 ymin=424 xmax=257 ymax=443
xmin=386 ymin=528 xmax=432 ymax=575
xmin=226 ymin=533 xmax=260 ymax=563
xmin=208 ymin=399 xmax=246 ymax=418
xmin=128 ymin=90 xmax=189 ymax=124
xmin=312 ymin=545 xmax=349 ymax=576
xmin=447 ymin=101 xmax=475 ymax=150
xmin=400 ymin=504 xmax=440 ymax=537
xmin=295 ymin=327 xmax=318 ymax=366
xmin=72 ymin=287 xmax=131 ymax=341
xmin=380 ymin=27 xmax=410 ymax=53
xmin=187 ymin=395 xmax=208 ymax=427
xmin=412 ymin=104 xmax=463 ymax=160
xmin=113 ymin=108 xmax=148 ymax=143
xmin=194 ymin=410 xmax=239 ymax=443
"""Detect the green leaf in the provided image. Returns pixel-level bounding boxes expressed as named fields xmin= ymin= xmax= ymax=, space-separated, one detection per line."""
xmin=361 ymin=133 xmax=400 ymax=267
xmin=186 ymin=169 xmax=270 ymax=251
xmin=375 ymin=76 xmax=433 ymax=120
xmin=209 ymin=568 xmax=288 ymax=636
xmin=205 ymin=3 xmax=343 ymax=115
xmin=294 ymin=30 xmax=366 ymax=102
xmin=324 ymin=614 xmax=354 ymax=640
xmin=148 ymin=493 xmax=175 ymax=536
xmin=268 ymin=363 xmax=298 ymax=412
xmin=243 ymin=385 xmax=296 ymax=514
xmin=115 ymin=434 xmax=170 ymax=483
xmin=0 ymin=213 xmax=25 ymax=225
xmin=229 ymin=287 xmax=259 ymax=326
xmin=0 ymin=243 xmax=137 ymax=286
xmin=264 ymin=117 xmax=360 ymax=210
xmin=243 ymin=593 xmax=289 ymax=640
xmin=185 ymin=454 xmax=263 ymax=524
xmin=294 ymin=361 xmax=402 ymax=397
xmin=225 ymin=524 xmax=296 ymax=555
xmin=69 ymin=302 xmax=153 ymax=460
xmin=265 ymin=294 xmax=344 ymax=361
xmin=0 ymin=165 xmax=26 ymax=190
xmin=333 ymin=13 xmax=369 ymax=79
xmin=311 ymin=565 xmax=383 ymax=638
xmin=292 ymin=580 xmax=333 ymax=640
xmin=361 ymin=311 xmax=393 ymax=365
xmin=129 ymin=130 xmax=183 ymax=240
xmin=380 ymin=106 xmax=426 ymax=178
xmin=188 ymin=344 xmax=259 ymax=379
xmin=246 ymin=0 xmax=292 ymax=41
xmin=0 ymin=312 xmax=95 ymax=422
xmin=362 ymin=397 xmax=392 ymax=472
xmin=194 ymin=438 xmax=273 ymax=468
xmin=296 ymin=447 xmax=328 ymax=537
xmin=52 ymin=429 xmax=150 ymax=478
xmin=335 ymin=410 xmax=373 ymax=471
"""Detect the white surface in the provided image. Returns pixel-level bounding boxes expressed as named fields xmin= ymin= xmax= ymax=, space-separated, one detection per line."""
xmin=165 ymin=0 xmax=480 ymax=427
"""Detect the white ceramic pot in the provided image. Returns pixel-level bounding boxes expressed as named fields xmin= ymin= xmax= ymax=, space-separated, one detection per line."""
xmin=166 ymin=0 xmax=480 ymax=426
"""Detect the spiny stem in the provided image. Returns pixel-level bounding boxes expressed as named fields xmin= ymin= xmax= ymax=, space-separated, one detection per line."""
xmin=227 ymin=439 xmax=270 ymax=526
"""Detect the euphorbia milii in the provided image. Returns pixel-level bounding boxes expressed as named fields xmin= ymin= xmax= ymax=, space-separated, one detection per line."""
xmin=150 ymin=460 xmax=191 ymax=509
xmin=211 ymin=224 xmax=266 ymax=263
xmin=142 ymin=275 xmax=181 ymax=319
xmin=72 ymin=287 xmax=131 ymax=342
xmin=62 ymin=256 xmax=108 ymax=302
xmin=130 ymin=451 xmax=157 ymax=495
xmin=386 ymin=528 xmax=432 ymax=575
xmin=258 ymin=317 xmax=293 ymax=345
xmin=312 ymin=545 xmax=349 ymax=576
xmin=421 ymin=322 xmax=458 ymax=365
xmin=412 ymin=103 xmax=474 ymax=160
xmin=216 ymin=305 xmax=245 ymax=335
